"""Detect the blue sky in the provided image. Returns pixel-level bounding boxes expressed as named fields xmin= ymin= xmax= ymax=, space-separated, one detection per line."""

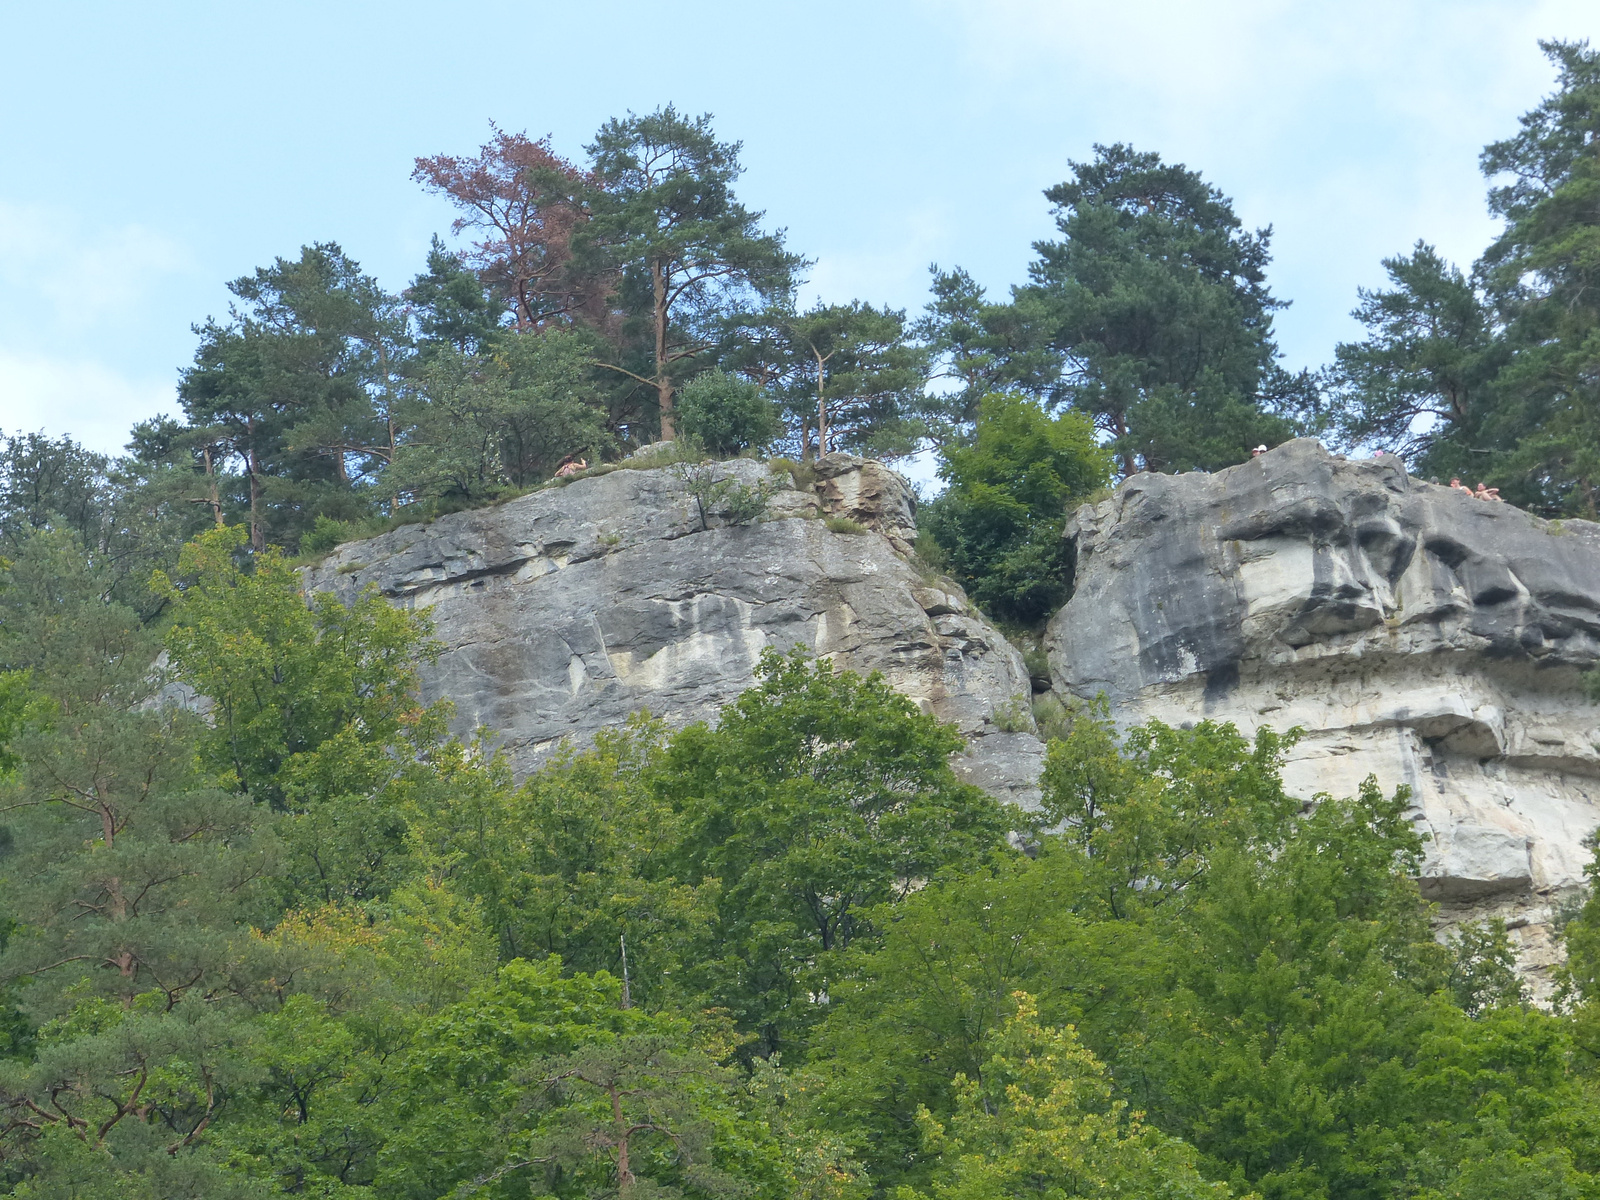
xmin=2 ymin=0 xmax=1597 ymax=455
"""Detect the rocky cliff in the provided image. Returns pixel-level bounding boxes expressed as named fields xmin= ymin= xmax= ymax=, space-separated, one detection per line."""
xmin=1046 ymin=439 xmax=1600 ymax=996
xmin=307 ymin=439 xmax=1600 ymax=996
xmin=303 ymin=454 xmax=1043 ymax=805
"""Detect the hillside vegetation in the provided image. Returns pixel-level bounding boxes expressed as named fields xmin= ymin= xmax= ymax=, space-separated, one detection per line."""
xmin=6 ymin=525 xmax=1600 ymax=1200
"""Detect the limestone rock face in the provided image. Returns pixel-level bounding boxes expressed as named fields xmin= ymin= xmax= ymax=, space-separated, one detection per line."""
xmin=304 ymin=455 xmax=1041 ymax=806
xmin=1046 ymin=439 xmax=1600 ymax=996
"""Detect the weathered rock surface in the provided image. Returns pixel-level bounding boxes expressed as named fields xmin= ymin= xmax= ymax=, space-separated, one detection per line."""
xmin=304 ymin=455 xmax=1041 ymax=805
xmin=1046 ymin=439 xmax=1600 ymax=997
xmin=304 ymin=438 xmax=1600 ymax=994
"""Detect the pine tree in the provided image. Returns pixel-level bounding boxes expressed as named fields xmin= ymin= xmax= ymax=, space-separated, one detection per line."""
xmin=1017 ymin=144 xmax=1304 ymax=474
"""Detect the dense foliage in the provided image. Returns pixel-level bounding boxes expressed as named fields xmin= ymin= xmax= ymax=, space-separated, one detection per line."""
xmin=5 ymin=41 xmax=1592 ymax=620
xmin=0 ymin=527 xmax=1596 ymax=1198
xmin=920 ymin=393 xmax=1111 ymax=625
xmin=916 ymin=146 xmax=1311 ymax=474
xmin=0 ymin=100 xmax=1322 ymax=597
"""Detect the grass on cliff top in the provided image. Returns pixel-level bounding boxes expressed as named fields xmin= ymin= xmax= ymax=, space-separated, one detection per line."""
xmin=292 ymin=444 xmax=815 ymax=566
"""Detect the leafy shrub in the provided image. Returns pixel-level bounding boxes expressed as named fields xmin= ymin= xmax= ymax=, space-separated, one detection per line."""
xmin=1031 ymin=692 xmax=1074 ymax=741
xmin=671 ymin=460 xmax=773 ymax=530
xmin=299 ymin=514 xmax=358 ymax=556
xmin=675 ymin=370 xmax=783 ymax=455
xmin=926 ymin=392 xmax=1111 ymax=626
xmin=992 ymin=695 xmax=1035 ymax=733
xmin=722 ymin=477 xmax=775 ymax=525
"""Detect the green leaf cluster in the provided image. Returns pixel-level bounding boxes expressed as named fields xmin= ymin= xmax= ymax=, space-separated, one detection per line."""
xmin=383 ymin=331 xmax=614 ymax=505
xmin=922 ymin=393 xmax=1111 ymax=625
xmin=804 ymin=704 xmax=1589 ymax=1199
xmin=657 ymin=649 xmax=1017 ymax=1059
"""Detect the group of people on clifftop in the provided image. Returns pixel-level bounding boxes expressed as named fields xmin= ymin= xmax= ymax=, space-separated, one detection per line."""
xmin=1450 ymin=477 xmax=1502 ymax=501
xmin=1249 ymin=443 xmax=1503 ymax=502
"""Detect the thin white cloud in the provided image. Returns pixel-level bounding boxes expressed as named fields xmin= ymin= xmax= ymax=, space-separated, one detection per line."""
xmin=0 ymin=201 xmax=190 ymax=327
xmin=801 ymin=202 xmax=954 ymax=311
xmin=0 ymin=351 xmax=175 ymax=455
xmin=0 ymin=204 xmax=191 ymax=453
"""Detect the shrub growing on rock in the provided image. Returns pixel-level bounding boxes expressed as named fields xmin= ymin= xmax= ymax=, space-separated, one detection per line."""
xmin=674 ymin=370 xmax=783 ymax=456
xmin=924 ymin=392 xmax=1111 ymax=626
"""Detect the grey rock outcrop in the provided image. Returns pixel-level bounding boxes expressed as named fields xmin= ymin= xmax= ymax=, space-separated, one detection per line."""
xmin=1046 ymin=439 xmax=1600 ymax=996
xmin=304 ymin=455 xmax=1042 ymax=806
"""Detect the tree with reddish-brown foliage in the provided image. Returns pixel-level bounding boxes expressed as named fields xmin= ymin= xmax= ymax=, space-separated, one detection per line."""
xmin=413 ymin=126 xmax=609 ymax=334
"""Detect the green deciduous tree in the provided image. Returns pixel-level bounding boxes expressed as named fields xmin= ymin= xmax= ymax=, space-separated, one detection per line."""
xmin=673 ymin=370 xmax=783 ymax=456
xmin=372 ymin=955 xmax=651 ymax=1195
xmin=894 ymin=994 xmax=1233 ymax=1200
xmin=658 ymin=649 xmax=1015 ymax=1059
xmin=808 ymin=705 xmax=1593 ymax=1197
xmin=804 ymin=847 xmax=1129 ymax=1190
xmin=1039 ymin=704 xmax=1300 ymax=918
xmin=923 ymin=393 xmax=1111 ymax=626
xmin=155 ymin=526 xmax=448 ymax=903
xmin=156 ymin=527 xmax=441 ymax=804
xmin=407 ymin=718 xmax=717 ymax=1011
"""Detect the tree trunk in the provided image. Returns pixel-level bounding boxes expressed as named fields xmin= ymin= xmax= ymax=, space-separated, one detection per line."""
xmin=815 ymin=348 xmax=829 ymax=457
xmin=202 ymin=448 xmax=223 ymax=527
xmin=619 ymin=934 xmax=632 ymax=1009
xmin=246 ymin=417 xmax=264 ymax=551
xmin=611 ymin=1085 xmax=634 ymax=1192
xmin=388 ymin=408 xmax=399 ymax=511
xmin=652 ymin=257 xmax=674 ymax=440
xmin=1114 ymin=411 xmax=1134 ymax=478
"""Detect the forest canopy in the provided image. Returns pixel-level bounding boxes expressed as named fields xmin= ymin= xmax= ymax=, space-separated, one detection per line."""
xmin=4 ymin=41 xmax=1594 ymax=634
